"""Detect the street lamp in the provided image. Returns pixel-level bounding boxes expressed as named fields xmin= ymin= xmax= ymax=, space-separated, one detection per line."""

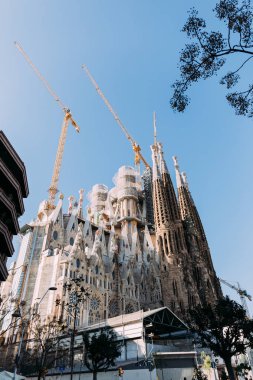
xmin=12 ymin=286 xmax=57 ymax=380
xmin=37 ymin=286 xmax=58 ymax=306
xmin=61 ymin=277 xmax=91 ymax=380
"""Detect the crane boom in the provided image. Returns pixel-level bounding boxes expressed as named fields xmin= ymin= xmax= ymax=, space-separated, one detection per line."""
xmin=14 ymin=42 xmax=66 ymax=112
xmin=82 ymin=64 xmax=150 ymax=169
xmin=15 ymin=42 xmax=80 ymax=207
xmin=219 ymin=277 xmax=252 ymax=318
xmin=219 ymin=278 xmax=252 ymax=301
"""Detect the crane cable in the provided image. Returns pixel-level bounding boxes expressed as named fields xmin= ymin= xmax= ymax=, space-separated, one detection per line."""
xmin=82 ymin=64 xmax=150 ymax=169
xmin=14 ymin=41 xmax=66 ymax=113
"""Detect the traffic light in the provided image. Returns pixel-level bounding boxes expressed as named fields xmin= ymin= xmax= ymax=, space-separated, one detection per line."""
xmin=118 ymin=367 xmax=124 ymax=377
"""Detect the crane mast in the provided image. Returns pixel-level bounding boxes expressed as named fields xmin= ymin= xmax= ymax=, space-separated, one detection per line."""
xmin=15 ymin=42 xmax=80 ymax=208
xmin=82 ymin=64 xmax=150 ymax=169
xmin=219 ymin=278 xmax=252 ymax=317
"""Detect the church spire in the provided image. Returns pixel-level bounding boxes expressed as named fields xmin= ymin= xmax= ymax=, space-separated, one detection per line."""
xmin=172 ymin=156 xmax=191 ymax=222
xmin=151 ymin=143 xmax=190 ymax=316
xmin=172 ymin=157 xmax=222 ymax=300
xmin=156 ymin=143 xmax=180 ymax=221
xmin=172 ymin=156 xmax=206 ymax=242
xmin=151 ymin=145 xmax=170 ymax=230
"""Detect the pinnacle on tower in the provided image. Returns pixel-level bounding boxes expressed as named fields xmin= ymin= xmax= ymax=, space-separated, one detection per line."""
xmin=78 ymin=189 xmax=84 ymax=219
xmin=181 ymin=171 xmax=189 ymax=189
xmin=157 ymin=142 xmax=169 ymax=175
xmin=172 ymin=156 xmax=183 ymax=188
xmin=151 ymin=144 xmax=161 ymax=181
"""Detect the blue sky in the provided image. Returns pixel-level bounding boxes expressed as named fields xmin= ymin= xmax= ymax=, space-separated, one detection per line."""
xmin=2 ymin=0 xmax=253 ymax=315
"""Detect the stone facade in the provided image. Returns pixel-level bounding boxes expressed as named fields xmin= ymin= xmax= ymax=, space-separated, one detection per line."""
xmin=0 ymin=142 xmax=221 ymax=347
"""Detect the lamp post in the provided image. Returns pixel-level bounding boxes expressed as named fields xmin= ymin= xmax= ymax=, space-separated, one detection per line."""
xmin=12 ymin=286 xmax=57 ymax=380
xmin=62 ymin=277 xmax=90 ymax=380
xmin=40 ymin=287 xmax=57 ymax=302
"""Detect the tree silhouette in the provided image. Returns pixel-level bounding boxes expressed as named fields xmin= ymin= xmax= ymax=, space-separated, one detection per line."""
xmin=83 ymin=328 xmax=122 ymax=380
xmin=189 ymin=296 xmax=253 ymax=380
xmin=171 ymin=0 xmax=253 ymax=117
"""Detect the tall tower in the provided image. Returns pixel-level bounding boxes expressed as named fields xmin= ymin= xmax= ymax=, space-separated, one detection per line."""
xmin=157 ymin=143 xmax=188 ymax=252
xmin=151 ymin=144 xmax=188 ymax=315
xmin=173 ymin=157 xmax=222 ymax=304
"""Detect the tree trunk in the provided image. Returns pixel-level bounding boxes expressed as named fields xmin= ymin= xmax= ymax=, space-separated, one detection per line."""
xmin=223 ymin=357 xmax=236 ymax=380
xmin=93 ymin=371 xmax=97 ymax=380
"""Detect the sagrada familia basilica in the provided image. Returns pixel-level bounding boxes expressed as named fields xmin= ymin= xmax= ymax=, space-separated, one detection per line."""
xmin=0 ymin=134 xmax=221 ymax=336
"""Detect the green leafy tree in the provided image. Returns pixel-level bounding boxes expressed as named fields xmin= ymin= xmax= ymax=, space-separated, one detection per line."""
xmin=189 ymin=296 xmax=253 ymax=380
xmin=171 ymin=0 xmax=253 ymax=117
xmin=83 ymin=328 xmax=122 ymax=380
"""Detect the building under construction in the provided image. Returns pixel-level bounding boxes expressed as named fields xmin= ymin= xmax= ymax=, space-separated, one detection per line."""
xmin=0 ymin=149 xmax=221 ymax=329
xmin=0 ymin=46 xmax=222 ymax=368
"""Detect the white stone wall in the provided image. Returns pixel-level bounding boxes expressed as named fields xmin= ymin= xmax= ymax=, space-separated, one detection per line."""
xmin=27 ymin=368 xmax=157 ymax=380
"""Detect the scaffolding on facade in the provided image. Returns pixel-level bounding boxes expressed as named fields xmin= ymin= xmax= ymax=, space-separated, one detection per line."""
xmin=142 ymin=167 xmax=154 ymax=226
xmin=113 ymin=166 xmax=142 ymax=191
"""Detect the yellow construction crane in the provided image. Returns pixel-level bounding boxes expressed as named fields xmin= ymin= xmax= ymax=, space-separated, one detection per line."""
xmin=15 ymin=42 xmax=80 ymax=208
xmin=81 ymin=64 xmax=150 ymax=170
xmin=219 ymin=278 xmax=252 ymax=317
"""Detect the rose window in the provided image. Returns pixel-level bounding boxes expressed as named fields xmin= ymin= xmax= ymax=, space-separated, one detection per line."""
xmin=90 ymin=295 xmax=101 ymax=311
xmin=109 ymin=299 xmax=119 ymax=317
